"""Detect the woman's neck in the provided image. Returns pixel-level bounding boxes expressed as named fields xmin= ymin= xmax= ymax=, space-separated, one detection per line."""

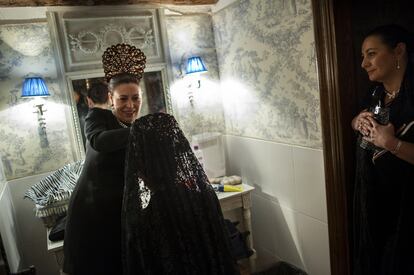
xmin=112 ymin=111 xmax=134 ymax=126
xmin=383 ymin=74 xmax=404 ymax=93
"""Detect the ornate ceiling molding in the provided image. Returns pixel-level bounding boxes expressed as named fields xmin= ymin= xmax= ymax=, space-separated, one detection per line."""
xmin=69 ymin=24 xmax=154 ymax=54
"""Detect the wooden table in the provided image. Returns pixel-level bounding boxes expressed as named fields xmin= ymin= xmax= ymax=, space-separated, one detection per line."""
xmin=47 ymin=183 xmax=256 ymax=270
xmin=216 ymin=184 xmax=256 ymax=269
xmin=46 ymin=230 xmax=64 ymax=270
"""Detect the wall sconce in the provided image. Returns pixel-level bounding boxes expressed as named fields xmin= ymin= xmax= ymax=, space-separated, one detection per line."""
xmin=21 ymin=77 xmax=51 ymax=147
xmin=186 ymin=56 xmax=207 ymax=75
xmin=186 ymin=56 xmax=207 ymax=87
xmin=185 ymin=56 xmax=207 ymax=105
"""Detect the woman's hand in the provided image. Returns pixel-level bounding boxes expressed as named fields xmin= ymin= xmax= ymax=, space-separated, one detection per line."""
xmin=352 ymin=110 xmax=373 ymax=137
xmin=363 ymin=116 xmax=396 ymax=150
xmin=364 ymin=118 xmax=414 ymax=165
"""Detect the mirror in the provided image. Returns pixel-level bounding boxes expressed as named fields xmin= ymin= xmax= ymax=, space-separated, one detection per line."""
xmin=67 ymin=67 xmax=172 ymax=157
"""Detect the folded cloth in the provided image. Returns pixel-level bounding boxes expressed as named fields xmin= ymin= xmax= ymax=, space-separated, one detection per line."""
xmin=220 ymin=175 xmax=242 ymax=185
xmin=24 ymin=160 xmax=84 ymax=218
xmin=209 ymin=175 xmax=242 ymax=185
xmin=209 ymin=177 xmax=222 ymax=184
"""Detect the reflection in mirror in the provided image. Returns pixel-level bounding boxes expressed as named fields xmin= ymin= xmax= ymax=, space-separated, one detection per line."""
xmin=71 ymin=70 xmax=167 ymax=151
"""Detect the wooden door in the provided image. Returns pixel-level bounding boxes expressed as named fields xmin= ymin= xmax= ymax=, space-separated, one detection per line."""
xmin=312 ymin=0 xmax=414 ymax=274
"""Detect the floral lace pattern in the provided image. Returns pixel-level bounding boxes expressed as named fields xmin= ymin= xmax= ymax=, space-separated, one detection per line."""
xmin=122 ymin=113 xmax=239 ymax=275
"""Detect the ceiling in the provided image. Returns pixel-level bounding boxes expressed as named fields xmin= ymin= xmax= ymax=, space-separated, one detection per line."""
xmin=0 ymin=0 xmax=218 ymax=7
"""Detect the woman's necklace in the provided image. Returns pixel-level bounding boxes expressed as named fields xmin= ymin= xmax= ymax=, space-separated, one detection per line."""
xmin=113 ymin=110 xmax=130 ymax=128
xmin=117 ymin=119 xmax=129 ymax=128
xmin=384 ymin=88 xmax=400 ymax=99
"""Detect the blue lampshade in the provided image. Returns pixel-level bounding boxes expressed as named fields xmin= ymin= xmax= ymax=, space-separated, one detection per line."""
xmin=21 ymin=77 xmax=50 ymax=97
xmin=186 ymin=56 xmax=207 ymax=75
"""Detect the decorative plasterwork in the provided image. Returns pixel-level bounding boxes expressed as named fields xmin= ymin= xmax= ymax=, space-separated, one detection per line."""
xmin=68 ymin=24 xmax=155 ymax=54
xmin=49 ymin=9 xmax=164 ymax=71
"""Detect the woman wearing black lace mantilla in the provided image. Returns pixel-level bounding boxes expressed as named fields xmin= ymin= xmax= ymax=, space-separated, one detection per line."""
xmin=122 ymin=113 xmax=240 ymax=275
xmin=63 ymin=44 xmax=146 ymax=275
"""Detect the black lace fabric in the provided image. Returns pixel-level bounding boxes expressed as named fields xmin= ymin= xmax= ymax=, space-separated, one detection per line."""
xmin=122 ymin=113 xmax=240 ymax=275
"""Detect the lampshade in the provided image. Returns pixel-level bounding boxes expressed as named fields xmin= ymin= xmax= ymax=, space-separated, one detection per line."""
xmin=186 ymin=56 xmax=207 ymax=75
xmin=21 ymin=77 xmax=50 ymax=97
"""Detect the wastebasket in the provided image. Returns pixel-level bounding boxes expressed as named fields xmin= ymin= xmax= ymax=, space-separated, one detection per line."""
xmin=191 ymin=132 xmax=226 ymax=179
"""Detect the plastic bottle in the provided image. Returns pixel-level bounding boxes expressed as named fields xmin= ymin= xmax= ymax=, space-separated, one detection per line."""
xmin=213 ymin=184 xmax=243 ymax=192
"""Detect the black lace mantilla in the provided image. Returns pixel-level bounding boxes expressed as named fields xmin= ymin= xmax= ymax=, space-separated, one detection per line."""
xmin=122 ymin=113 xmax=240 ymax=275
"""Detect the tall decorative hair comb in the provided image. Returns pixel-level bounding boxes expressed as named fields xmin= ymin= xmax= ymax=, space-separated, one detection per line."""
xmin=102 ymin=43 xmax=146 ymax=82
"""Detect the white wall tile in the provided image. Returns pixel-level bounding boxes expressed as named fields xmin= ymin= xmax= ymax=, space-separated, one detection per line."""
xmin=225 ymin=135 xmax=296 ymax=208
xmin=254 ymin=246 xmax=280 ymax=272
xmin=225 ymin=135 xmax=330 ymax=273
xmin=293 ymin=147 xmax=327 ymax=222
xmin=297 ymin=213 xmax=331 ymax=275
xmin=251 ymin=193 xmax=305 ymax=271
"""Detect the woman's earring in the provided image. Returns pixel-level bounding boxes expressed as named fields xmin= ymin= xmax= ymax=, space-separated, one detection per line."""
xmin=397 ymin=59 xmax=401 ymax=70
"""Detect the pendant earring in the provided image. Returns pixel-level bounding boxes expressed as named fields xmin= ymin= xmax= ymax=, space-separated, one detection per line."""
xmin=397 ymin=59 xmax=401 ymax=70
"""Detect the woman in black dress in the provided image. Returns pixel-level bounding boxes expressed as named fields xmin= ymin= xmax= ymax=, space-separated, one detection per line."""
xmin=352 ymin=25 xmax=414 ymax=274
xmin=122 ymin=113 xmax=240 ymax=275
xmin=63 ymin=44 xmax=146 ymax=275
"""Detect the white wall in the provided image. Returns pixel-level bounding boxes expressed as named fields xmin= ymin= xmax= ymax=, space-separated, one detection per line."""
xmin=0 ymin=182 xmax=22 ymax=273
xmin=225 ymin=135 xmax=330 ymax=275
xmin=7 ymin=173 xmax=60 ymax=275
xmin=211 ymin=0 xmax=330 ymax=273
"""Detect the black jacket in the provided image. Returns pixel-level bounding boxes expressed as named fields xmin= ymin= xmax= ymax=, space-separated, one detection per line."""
xmin=63 ymin=108 xmax=130 ymax=275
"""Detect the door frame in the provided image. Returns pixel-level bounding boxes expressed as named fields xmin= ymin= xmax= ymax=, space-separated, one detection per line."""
xmin=311 ymin=1 xmax=357 ymax=274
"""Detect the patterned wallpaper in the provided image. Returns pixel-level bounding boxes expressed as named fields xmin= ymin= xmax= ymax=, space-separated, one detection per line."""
xmin=213 ymin=0 xmax=322 ymax=148
xmin=165 ymin=14 xmax=225 ymax=140
xmin=0 ymin=2 xmax=322 ymax=180
xmin=0 ymin=22 xmax=74 ymax=180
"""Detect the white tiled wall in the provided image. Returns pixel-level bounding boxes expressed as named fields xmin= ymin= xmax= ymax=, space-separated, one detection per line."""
xmin=7 ymin=173 xmax=60 ymax=275
xmin=293 ymin=148 xmax=327 ymax=223
xmin=0 ymin=183 xmax=22 ymax=273
xmin=297 ymin=213 xmax=330 ymax=275
xmin=225 ymin=135 xmax=330 ymax=275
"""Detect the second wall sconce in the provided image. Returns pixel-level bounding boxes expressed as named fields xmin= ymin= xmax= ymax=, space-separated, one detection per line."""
xmin=186 ymin=56 xmax=207 ymax=74
xmin=185 ymin=56 xmax=207 ymax=105
xmin=22 ymin=76 xmax=51 ymax=113
xmin=186 ymin=56 xmax=207 ymax=88
xmin=21 ymin=76 xmax=51 ymax=147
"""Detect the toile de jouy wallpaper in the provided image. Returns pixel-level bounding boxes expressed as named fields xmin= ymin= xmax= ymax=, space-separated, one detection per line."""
xmin=165 ymin=14 xmax=225 ymax=140
xmin=213 ymin=0 xmax=322 ymax=148
xmin=0 ymin=0 xmax=321 ymax=180
xmin=0 ymin=22 xmax=74 ymax=180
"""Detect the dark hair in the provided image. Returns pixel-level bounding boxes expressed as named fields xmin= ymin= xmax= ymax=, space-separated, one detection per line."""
xmin=72 ymin=81 xmax=87 ymax=97
xmin=365 ymin=24 xmax=413 ymax=53
xmin=87 ymin=82 xmax=109 ymax=104
xmin=366 ymin=24 xmax=414 ymax=125
xmin=108 ymin=73 xmax=140 ymax=93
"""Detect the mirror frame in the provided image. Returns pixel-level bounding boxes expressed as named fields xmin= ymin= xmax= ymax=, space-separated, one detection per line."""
xmin=65 ymin=65 xmax=173 ymax=159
